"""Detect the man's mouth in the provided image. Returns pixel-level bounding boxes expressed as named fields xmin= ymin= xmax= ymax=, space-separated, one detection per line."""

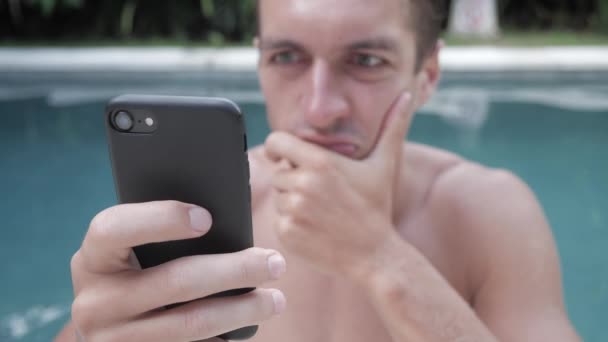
xmin=324 ymin=143 xmax=358 ymax=156
xmin=300 ymin=134 xmax=359 ymax=157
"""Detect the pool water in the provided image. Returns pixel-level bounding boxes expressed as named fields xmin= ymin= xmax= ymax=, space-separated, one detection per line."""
xmin=0 ymin=70 xmax=606 ymax=341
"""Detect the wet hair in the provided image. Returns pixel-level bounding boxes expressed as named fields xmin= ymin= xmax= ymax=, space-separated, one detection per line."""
xmin=255 ymin=0 xmax=446 ymax=71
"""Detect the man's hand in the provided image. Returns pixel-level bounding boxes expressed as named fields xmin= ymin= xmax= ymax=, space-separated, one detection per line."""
xmin=69 ymin=201 xmax=286 ymax=342
xmin=264 ymin=92 xmax=413 ymax=280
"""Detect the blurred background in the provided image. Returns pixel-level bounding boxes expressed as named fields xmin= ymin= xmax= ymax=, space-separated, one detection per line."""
xmin=0 ymin=1 xmax=607 ymax=341
xmin=1 ymin=0 xmax=608 ymax=44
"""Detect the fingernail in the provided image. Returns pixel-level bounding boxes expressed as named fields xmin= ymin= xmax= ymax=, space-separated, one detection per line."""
xmin=189 ymin=207 xmax=212 ymax=233
xmin=271 ymin=290 xmax=287 ymax=314
xmin=267 ymin=253 xmax=287 ymax=279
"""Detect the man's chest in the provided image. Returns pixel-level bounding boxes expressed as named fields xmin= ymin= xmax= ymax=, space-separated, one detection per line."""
xmin=247 ymin=192 xmax=471 ymax=342
xmin=248 ymin=200 xmax=394 ymax=342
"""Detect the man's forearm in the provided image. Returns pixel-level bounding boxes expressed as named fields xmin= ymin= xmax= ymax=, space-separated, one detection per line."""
xmin=356 ymin=232 xmax=498 ymax=342
xmin=54 ymin=321 xmax=76 ymax=342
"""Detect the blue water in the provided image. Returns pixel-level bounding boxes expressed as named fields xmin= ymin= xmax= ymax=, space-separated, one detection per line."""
xmin=0 ymin=70 xmax=606 ymax=341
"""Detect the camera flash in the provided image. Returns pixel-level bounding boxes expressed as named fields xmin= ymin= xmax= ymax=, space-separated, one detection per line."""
xmin=145 ymin=118 xmax=154 ymax=127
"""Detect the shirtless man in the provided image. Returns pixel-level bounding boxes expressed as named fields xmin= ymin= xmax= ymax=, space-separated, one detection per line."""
xmin=56 ymin=0 xmax=582 ymax=341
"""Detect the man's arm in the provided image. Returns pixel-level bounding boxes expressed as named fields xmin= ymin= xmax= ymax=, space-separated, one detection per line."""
xmin=459 ymin=168 xmax=581 ymax=341
xmin=357 ymin=227 xmax=500 ymax=341
xmin=54 ymin=321 xmax=76 ymax=342
xmin=356 ymin=166 xmax=580 ymax=341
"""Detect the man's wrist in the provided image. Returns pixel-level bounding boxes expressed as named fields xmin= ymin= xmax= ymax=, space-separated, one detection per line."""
xmin=348 ymin=227 xmax=411 ymax=290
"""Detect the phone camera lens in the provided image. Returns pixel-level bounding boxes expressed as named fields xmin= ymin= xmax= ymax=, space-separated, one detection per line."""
xmin=113 ymin=111 xmax=134 ymax=131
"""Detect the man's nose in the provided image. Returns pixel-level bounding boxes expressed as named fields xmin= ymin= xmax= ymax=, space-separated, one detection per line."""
xmin=302 ymin=60 xmax=349 ymax=130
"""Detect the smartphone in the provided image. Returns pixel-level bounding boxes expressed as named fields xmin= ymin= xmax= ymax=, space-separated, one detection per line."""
xmin=105 ymin=94 xmax=257 ymax=340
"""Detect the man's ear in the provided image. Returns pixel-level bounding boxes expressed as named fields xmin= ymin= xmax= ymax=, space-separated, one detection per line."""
xmin=413 ymin=40 xmax=443 ymax=108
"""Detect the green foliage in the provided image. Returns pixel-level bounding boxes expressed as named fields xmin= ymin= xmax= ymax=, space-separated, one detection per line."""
xmin=120 ymin=0 xmax=137 ymax=37
xmin=593 ymin=0 xmax=608 ymax=33
xmin=41 ymin=0 xmax=55 ymax=16
xmin=201 ymin=0 xmax=215 ymax=17
xmin=63 ymin=0 xmax=84 ymax=9
xmin=27 ymin=0 xmax=82 ymax=16
xmin=1 ymin=0 xmax=606 ymax=43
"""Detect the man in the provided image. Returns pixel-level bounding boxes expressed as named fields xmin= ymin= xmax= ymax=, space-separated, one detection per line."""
xmin=56 ymin=0 xmax=581 ymax=341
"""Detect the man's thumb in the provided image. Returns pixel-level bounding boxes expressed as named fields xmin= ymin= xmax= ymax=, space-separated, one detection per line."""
xmin=371 ymin=91 xmax=413 ymax=161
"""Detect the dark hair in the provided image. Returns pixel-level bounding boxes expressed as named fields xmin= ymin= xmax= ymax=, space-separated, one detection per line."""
xmin=408 ymin=0 xmax=446 ymax=70
xmin=256 ymin=0 xmax=446 ymax=71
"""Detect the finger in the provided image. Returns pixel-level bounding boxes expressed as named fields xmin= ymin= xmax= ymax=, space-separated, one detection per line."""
xmin=369 ymin=91 xmax=413 ymax=162
xmin=277 ymin=158 xmax=296 ymax=171
xmin=107 ymin=248 xmax=287 ymax=317
xmin=274 ymin=191 xmax=307 ymax=219
xmin=81 ymin=201 xmax=213 ymax=273
xmin=271 ymin=167 xmax=303 ymax=192
xmin=272 ymin=170 xmax=290 ymax=193
xmin=104 ymin=289 xmax=286 ymax=342
xmin=264 ymin=131 xmax=331 ymax=167
xmin=72 ymin=248 xmax=286 ymax=331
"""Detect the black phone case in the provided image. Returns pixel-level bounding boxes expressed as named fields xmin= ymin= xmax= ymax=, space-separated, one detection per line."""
xmin=105 ymin=94 xmax=257 ymax=341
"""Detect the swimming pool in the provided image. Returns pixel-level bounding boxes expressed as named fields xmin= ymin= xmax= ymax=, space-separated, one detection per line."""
xmin=0 ymin=70 xmax=606 ymax=341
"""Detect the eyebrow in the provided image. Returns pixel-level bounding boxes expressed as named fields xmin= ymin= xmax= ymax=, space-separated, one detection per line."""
xmin=258 ymin=37 xmax=399 ymax=53
xmin=258 ymin=39 xmax=305 ymax=51
xmin=347 ymin=38 xmax=400 ymax=52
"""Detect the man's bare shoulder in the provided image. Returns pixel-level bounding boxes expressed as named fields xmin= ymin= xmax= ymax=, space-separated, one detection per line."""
xmin=424 ymin=144 xmax=548 ymax=243
xmin=420 ymin=151 xmax=579 ymax=341
xmin=422 ymin=144 xmax=557 ymax=290
xmin=429 ymin=154 xmax=544 ymax=228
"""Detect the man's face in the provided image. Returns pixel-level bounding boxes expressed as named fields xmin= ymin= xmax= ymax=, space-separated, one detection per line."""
xmin=257 ymin=0 xmax=433 ymax=159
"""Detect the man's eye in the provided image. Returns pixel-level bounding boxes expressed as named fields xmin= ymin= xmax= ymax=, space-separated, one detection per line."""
xmin=270 ymin=51 xmax=302 ymax=65
xmin=351 ymin=54 xmax=385 ymax=68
